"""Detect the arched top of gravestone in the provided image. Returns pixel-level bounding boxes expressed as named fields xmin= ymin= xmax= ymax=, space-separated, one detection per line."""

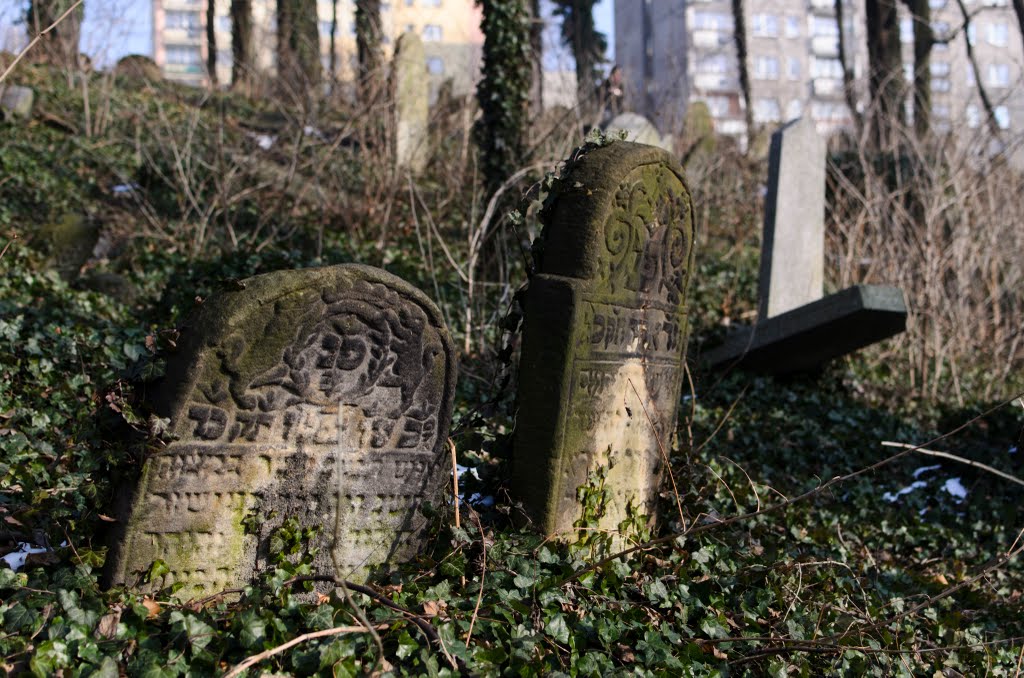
xmin=536 ymin=141 xmax=694 ymax=308
xmin=604 ymin=113 xmax=673 ymax=152
xmin=394 ymin=31 xmax=425 ymax=71
xmin=155 ymin=264 xmax=456 ymax=456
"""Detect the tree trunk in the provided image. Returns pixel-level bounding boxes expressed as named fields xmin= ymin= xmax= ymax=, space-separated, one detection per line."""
xmin=528 ymin=0 xmax=544 ymax=117
xmin=730 ymin=0 xmax=753 ymax=149
xmin=865 ymin=0 xmax=905 ymax=145
xmin=355 ymin=0 xmax=383 ymax=103
xmin=906 ymin=0 xmax=933 ymax=137
xmin=956 ymin=0 xmax=1001 ymax=138
xmin=27 ymin=0 xmax=83 ymax=68
xmin=329 ymin=0 xmax=338 ymax=86
xmin=835 ymin=0 xmax=863 ymax=130
xmin=553 ymin=0 xmax=606 ymax=118
xmin=231 ymin=0 xmax=254 ymax=89
xmin=206 ymin=0 xmax=218 ymax=87
xmin=277 ymin=0 xmax=321 ymax=90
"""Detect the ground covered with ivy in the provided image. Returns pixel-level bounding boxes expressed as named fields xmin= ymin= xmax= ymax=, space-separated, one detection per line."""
xmin=2 ymin=66 xmax=1023 ymax=676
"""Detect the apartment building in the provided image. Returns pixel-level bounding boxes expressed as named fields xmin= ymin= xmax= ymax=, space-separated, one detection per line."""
xmin=615 ymin=0 xmax=1024 ymax=151
xmin=152 ymin=0 xmax=483 ymax=96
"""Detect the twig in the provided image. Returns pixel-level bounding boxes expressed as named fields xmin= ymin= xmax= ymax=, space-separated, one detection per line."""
xmin=450 ymin=438 xmax=461 ymax=531
xmin=0 ymin=234 xmax=16 ymax=261
xmin=0 ymin=0 xmax=84 ymax=84
xmin=627 ymin=378 xmax=686 ymax=531
xmin=880 ymin=441 xmax=1024 ymax=487
xmin=337 ymin=579 xmax=385 ymax=674
xmin=558 ymin=391 xmax=1024 ymax=588
xmin=223 ymin=623 xmax=388 ymax=678
xmin=465 ymin=509 xmax=488 ymax=648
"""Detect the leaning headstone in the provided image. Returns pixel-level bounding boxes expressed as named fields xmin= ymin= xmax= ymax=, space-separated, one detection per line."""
xmin=703 ymin=119 xmax=907 ymax=373
xmin=758 ymin=117 xmax=826 ymax=319
xmin=0 ymin=85 xmax=34 ymax=120
xmin=393 ymin=32 xmax=429 ymax=173
xmin=512 ymin=142 xmax=695 ymax=537
xmin=604 ymin=112 xmax=673 ymax=152
xmin=105 ymin=265 xmax=457 ymax=597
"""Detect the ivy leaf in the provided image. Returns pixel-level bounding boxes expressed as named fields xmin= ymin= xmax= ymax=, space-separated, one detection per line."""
xmin=395 ymin=630 xmax=419 ymax=659
xmin=545 ymin=613 xmax=570 ymax=645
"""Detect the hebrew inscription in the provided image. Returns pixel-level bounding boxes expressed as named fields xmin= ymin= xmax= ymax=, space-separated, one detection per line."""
xmin=105 ymin=265 xmax=456 ymax=598
xmin=513 ymin=142 xmax=695 ymax=537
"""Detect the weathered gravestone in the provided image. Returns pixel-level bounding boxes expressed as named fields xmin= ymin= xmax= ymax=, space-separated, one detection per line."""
xmin=394 ymin=32 xmax=429 ymax=174
xmin=604 ymin=112 xmax=674 ymax=152
xmin=512 ymin=142 xmax=695 ymax=536
xmin=105 ymin=265 xmax=456 ymax=597
xmin=704 ymin=118 xmax=907 ymax=373
xmin=0 ymin=84 xmax=34 ymax=120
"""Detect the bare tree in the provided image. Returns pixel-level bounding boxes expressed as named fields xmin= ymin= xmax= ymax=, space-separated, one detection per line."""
xmin=729 ymin=0 xmax=753 ymax=149
xmin=528 ymin=0 xmax=544 ymax=117
xmin=835 ymin=0 xmax=863 ymax=130
xmin=26 ymin=0 xmax=83 ymax=67
xmin=206 ymin=0 xmax=218 ymax=87
xmin=955 ymin=0 xmax=1001 ymax=138
xmin=551 ymin=0 xmax=607 ymax=115
xmin=355 ymin=0 xmax=383 ymax=102
xmin=865 ymin=0 xmax=906 ymax=145
xmin=231 ymin=0 xmax=254 ymax=89
xmin=905 ymin=0 xmax=934 ymax=137
xmin=277 ymin=0 xmax=321 ymax=90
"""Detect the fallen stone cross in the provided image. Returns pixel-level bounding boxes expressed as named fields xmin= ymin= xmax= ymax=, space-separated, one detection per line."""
xmin=703 ymin=118 xmax=907 ymax=373
xmin=394 ymin=31 xmax=429 ymax=174
xmin=105 ymin=265 xmax=456 ymax=597
xmin=512 ymin=141 xmax=696 ymax=537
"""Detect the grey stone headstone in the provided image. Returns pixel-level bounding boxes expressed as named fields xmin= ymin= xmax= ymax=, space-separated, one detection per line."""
xmin=512 ymin=142 xmax=695 ymax=538
xmin=394 ymin=32 xmax=429 ymax=174
xmin=105 ymin=265 xmax=457 ymax=598
xmin=758 ymin=117 xmax=826 ymax=319
xmin=604 ymin=112 xmax=674 ymax=152
xmin=0 ymin=85 xmax=34 ymax=120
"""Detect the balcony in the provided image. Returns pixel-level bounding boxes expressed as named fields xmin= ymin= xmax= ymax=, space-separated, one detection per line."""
xmin=693 ymin=73 xmax=738 ymax=91
xmin=812 ymin=77 xmax=844 ymax=98
xmin=809 ymin=0 xmax=836 ymax=14
xmin=811 ymin=35 xmax=839 ymax=57
xmin=692 ymin=29 xmax=728 ymax=49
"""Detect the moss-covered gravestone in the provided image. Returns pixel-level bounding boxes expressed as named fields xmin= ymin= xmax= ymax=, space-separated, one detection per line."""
xmin=394 ymin=32 xmax=428 ymax=174
xmin=105 ymin=265 xmax=456 ymax=597
xmin=512 ymin=142 xmax=695 ymax=537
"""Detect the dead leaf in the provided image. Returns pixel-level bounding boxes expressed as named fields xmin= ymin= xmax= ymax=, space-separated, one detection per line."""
xmin=97 ymin=514 xmax=117 ymax=523
xmin=95 ymin=608 xmax=122 ymax=640
xmin=141 ymin=598 xmax=161 ymax=618
xmin=422 ymin=600 xmax=446 ymax=617
xmin=932 ymin=573 xmax=949 ymax=586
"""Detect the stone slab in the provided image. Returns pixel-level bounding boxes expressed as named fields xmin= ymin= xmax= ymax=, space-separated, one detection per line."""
xmin=0 ymin=85 xmax=34 ymax=120
xmin=604 ymin=112 xmax=673 ymax=152
xmin=758 ymin=117 xmax=826 ymax=319
xmin=104 ymin=264 xmax=457 ymax=598
xmin=703 ymin=284 xmax=907 ymax=374
xmin=394 ymin=32 xmax=428 ymax=173
xmin=512 ymin=142 xmax=695 ymax=537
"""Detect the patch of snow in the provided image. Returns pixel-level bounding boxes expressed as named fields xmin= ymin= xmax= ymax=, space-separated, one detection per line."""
xmin=112 ymin=183 xmax=139 ymax=194
xmin=882 ymin=480 xmax=928 ymax=503
xmin=1 ymin=542 xmax=48 ymax=572
xmin=912 ymin=464 xmax=942 ymax=479
xmin=1010 ymin=446 xmax=1018 ymax=455
xmin=456 ymin=464 xmax=480 ymax=481
xmin=254 ymin=134 xmax=276 ymax=150
xmin=942 ymin=477 xmax=968 ymax=502
xmin=468 ymin=493 xmax=495 ymax=507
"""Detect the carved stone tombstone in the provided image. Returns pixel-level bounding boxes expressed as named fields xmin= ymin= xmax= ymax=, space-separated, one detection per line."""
xmin=105 ymin=265 xmax=456 ymax=597
xmin=512 ymin=142 xmax=695 ymax=536
xmin=393 ymin=32 xmax=429 ymax=174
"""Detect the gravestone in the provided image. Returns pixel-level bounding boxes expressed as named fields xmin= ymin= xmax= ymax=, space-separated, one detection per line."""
xmin=512 ymin=142 xmax=695 ymax=537
xmin=394 ymin=32 xmax=428 ymax=174
xmin=758 ymin=117 xmax=825 ymax=319
xmin=105 ymin=265 xmax=457 ymax=597
xmin=0 ymin=85 xmax=34 ymax=120
xmin=604 ymin=112 xmax=673 ymax=152
xmin=704 ymin=119 xmax=907 ymax=373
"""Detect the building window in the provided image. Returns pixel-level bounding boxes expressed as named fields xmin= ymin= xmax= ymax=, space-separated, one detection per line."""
xmin=319 ymin=21 xmax=333 ymax=36
xmin=754 ymin=56 xmax=779 ymax=80
xmin=995 ymin=105 xmax=1010 ymax=129
xmin=900 ymin=18 xmax=913 ymax=43
xmin=929 ymin=0 xmax=947 ymax=7
xmin=692 ymin=12 xmax=733 ymax=32
xmin=423 ymin=0 xmax=442 ymax=6
xmin=422 ymin=24 xmax=442 ymax=41
xmin=166 ymin=45 xmax=201 ymax=66
xmin=785 ymin=15 xmax=800 ymax=38
xmin=966 ymin=104 xmax=980 ymax=128
xmin=812 ymin=16 xmax=839 ymax=37
xmin=787 ymin=57 xmax=800 ymax=80
xmin=966 ymin=66 xmax=975 ymax=85
xmin=786 ymin=99 xmax=802 ymax=120
xmin=704 ymin=96 xmax=730 ymax=117
xmin=217 ymin=49 xmax=231 ymax=67
xmin=697 ymin=54 xmax=729 ymax=73
xmin=217 ymin=16 xmax=230 ymax=32
xmin=931 ymin=21 xmax=950 ymax=40
xmin=426 ymin=57 xmax=444 ymax=74
xmin=988 ymin=22 xmax=1009 ymax=46
xmin=405 ymin=0 xmax=414 ymax=6
xmin=903 ymin=63 xmax=914 ymax=82
xmin=753 ymin=98 xmax=781 ymax=122
xmin=751 ymin=14 xmax=778 ymax=37
xmin=932 ymin=104 xmax=950 ymax=119
xmin=166 ymin=10 xmax=200 ymax=30
xmin=811 ymin=101 xmax=846 ymax=121
xmin=967 ymin=24 xmax=976 ymax=45
xmin=811 ymin=57 xmax=843 ymax=79
xmin=930 ymin=61 xmax=950 ymax=77
xmin=988 ymin=63 xmax=1010 ymax=87
xmin=931 ymin=78 xmax=951 ymax=92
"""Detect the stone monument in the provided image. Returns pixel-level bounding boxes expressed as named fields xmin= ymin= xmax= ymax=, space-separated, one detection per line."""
xmin=512 ymin=142 xmax=695 ymax=537
xmin=0 ymin=85 xmax=34 ymax=120
xmin=703 ymin=118 xmax=907 ymax=373
xmin=604 ymin=112 xmax=674 ymax=152
xmin=393 ymin=32 xmax=429 ymax=174
xmin=105 ymin=265 xmax=457 ymax=597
